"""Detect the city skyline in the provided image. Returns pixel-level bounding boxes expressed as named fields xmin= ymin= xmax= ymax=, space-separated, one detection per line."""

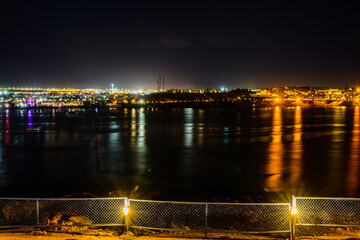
xmin=1 ymin=1 xmax=360 ymax=89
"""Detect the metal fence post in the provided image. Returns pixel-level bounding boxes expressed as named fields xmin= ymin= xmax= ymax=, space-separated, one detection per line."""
xmin=205 ymin=203 xmax=208 ymax=238
xmin=36 ymin=200 xmax=40 ymax=225
xmin=290 ymin=195 xmax=296 ymax=240
xmin=125 ymin=198 xmax=130 ymax=232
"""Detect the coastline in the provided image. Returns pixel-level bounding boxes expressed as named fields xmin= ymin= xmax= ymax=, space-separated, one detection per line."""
xmin=2 ymin=101 xmax=357 ymax=110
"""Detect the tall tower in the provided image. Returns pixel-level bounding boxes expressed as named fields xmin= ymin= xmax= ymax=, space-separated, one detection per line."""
xmin=162 ymin=76 xmax=164 ymax=91
xmin=157 ymin=74 xmax=162 ymax=92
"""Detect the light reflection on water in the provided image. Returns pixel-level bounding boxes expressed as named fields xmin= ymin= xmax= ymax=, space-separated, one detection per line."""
xmin=197 ymin=110 xmax=204 ymax=147
xmin=289 ymin=107 xmax=303 ymax=189
xmin=0 ymin=107 xmax=360 ymax=198
xmin=265 ymin=107 xmax=284 ymax=192
xmin=136 ymin=108 xmax=147 ymax=175
xmin=184 ymin=108 xmax=194 ymax=148
xmin=347 ymin=106 xmax=360 ymax=196
xmin=27 ymin=110 xmax=33 ymax=129
xmin=183 ymin=108 xmax=194 ymax=177
xmin=327 ymin=107 xmax=346 ymax=193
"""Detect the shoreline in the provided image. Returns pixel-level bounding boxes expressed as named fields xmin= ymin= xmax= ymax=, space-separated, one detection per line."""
xmin=1 ymin=102 xmax=358 ymax=110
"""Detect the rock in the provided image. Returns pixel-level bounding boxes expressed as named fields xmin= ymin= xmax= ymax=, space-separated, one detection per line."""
xmin=31 ymin=230 xmax=47 ymax=235
xmin=63 ymin=225 xmax=88 ymax=234
xmin=120 ymin=231 xmax=136 ymax=240
xmin=40 ymin=218 xmax=50 ymax=226
xmin=69 ymin=216 xmax=92 ymax=225
xmin=51 ymin=213 xmax=63 ymax=224
xmin=99 ymin=231 xmax=113 ymax=236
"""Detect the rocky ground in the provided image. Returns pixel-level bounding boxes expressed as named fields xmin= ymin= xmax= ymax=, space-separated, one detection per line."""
xmin=0 ymin=226 xmax=360 ymax=240
xmin=0 ymin=233 xmax=286 ymax=240
xmin=0 ymin=228 xmax=288 ymax=240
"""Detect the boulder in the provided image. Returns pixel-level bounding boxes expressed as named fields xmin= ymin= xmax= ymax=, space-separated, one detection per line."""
xmin=51 ymin=213 xmax=63 ymax=225
xmin=69 ymin=216 xmax=92 ymax=225
xmin=31 ymin=230 xmax=47 ymax=235
xmin=120 ymin=231 xmax=136 ymax=240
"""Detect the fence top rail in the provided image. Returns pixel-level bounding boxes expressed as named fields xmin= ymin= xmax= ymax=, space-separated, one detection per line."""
xmin=0 ymin=197 xmax=128 ymax=201
xmin=295 ymin=196 xmax=360 ymax=201
xmin=129 ymin=198 xmax=290 ymax=206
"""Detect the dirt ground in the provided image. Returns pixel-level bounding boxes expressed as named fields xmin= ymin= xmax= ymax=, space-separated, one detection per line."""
xmin=0 ymin=228 xmax=359 ymax=240
xmin=1 ymin=233 xmax=360 ymax=240
xmin=0 ymin=229 xmax=288 ymax=240
xmin=0 ymin=232 xmax=118 ymax=240
xmin=0 ymin=233 xmax=287 ymax=240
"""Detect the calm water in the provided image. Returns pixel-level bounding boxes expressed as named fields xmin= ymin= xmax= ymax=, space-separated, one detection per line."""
xmin=0 ymin=107 xmax=359 ymax=199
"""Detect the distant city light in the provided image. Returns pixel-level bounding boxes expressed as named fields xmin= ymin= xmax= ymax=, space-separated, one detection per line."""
xmin=0 ymin=85 xmax=358 ymax=108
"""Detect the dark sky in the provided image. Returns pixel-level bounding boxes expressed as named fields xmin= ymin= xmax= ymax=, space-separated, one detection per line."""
xmin=1 ymin=1 xmax=360 ymax=89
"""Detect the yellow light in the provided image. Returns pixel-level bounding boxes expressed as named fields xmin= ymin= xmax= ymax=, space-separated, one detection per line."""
xmin=123 ymin=207 xmax=129 ymax=216
xmin=290 ymin=207 xmax=298 ymax=215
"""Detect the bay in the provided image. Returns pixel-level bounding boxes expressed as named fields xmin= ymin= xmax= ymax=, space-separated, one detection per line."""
xmin=0 ymin=107 xmax=357 ymax=200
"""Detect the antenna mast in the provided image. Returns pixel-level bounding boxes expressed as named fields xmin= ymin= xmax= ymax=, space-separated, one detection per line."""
xmin=157 ymin=74 xmax=161 ymax=92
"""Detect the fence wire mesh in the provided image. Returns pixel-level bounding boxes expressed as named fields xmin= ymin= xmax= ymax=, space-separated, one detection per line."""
xmin=0 ymin=199 xmax=38 ymax=227
xmin=0 ymin=197 xmax=290 ymax=234
xmin=129 ymin=199 xmax=206 ymax=232
xmin=295 ymin=197 xmax=360 ymax=226
xmin=207 ymin=203 xmax=290 ymax=233
xmin=129 ymin=199 xmax=290 ymax=233
xmin=0 ymin=198 xmax=126 ymax=228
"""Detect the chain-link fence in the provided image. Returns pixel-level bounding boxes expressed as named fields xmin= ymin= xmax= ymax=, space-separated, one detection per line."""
xmin=5 ymin=196 xmax=360 ymax=237
xmin=0 ymin=197 xmax=126 ymax=228
xmin=207 ymin=203 xmax=290 ymax=233
xmin=0 ymin=197 xmax=291 ymax=235
xmin=129 ymin=199 xmax=291 ymax=234
xmin=294 ymin=197 xmax=360 ymax=227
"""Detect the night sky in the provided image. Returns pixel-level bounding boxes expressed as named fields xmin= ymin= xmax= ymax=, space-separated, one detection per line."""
xmin=1 ymin=1 xmax=360 ymax=89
